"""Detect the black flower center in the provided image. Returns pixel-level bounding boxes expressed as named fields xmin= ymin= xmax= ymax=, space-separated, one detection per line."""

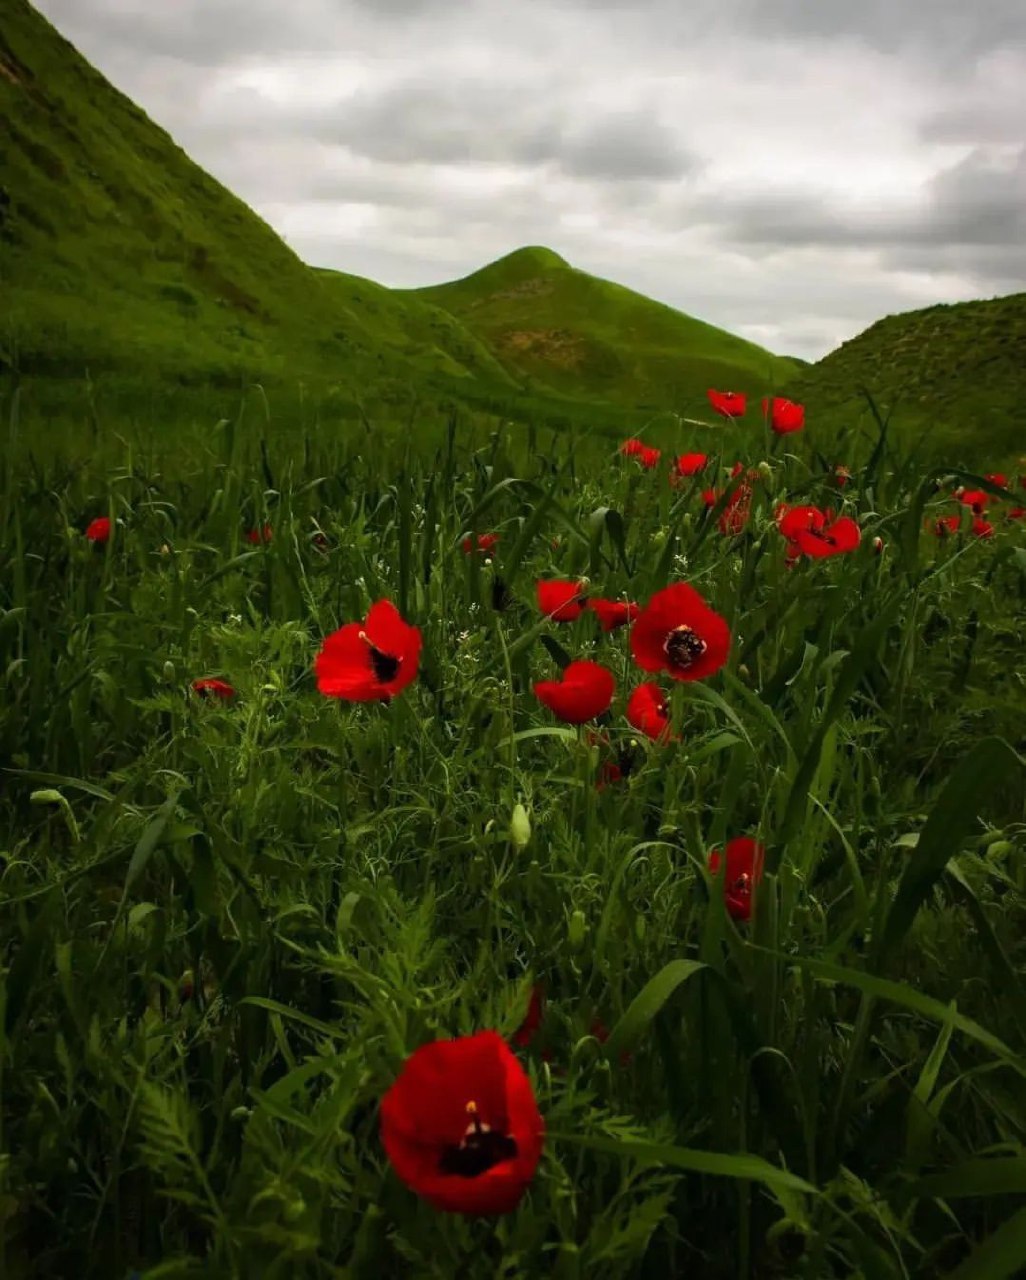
xmin=360 ymin=631 xmax=402 ymax=683
xmin=438 ymin=1103 xmax=518 ymax=1179
xmin=663 ymin=625 xmax=707 ymax=671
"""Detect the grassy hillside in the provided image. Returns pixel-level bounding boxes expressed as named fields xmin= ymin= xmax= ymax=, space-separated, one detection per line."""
xmin=780 ymin=293 xmax=1026 ymax=465
xmin=402 ymin=246 xmax=804 ymax=411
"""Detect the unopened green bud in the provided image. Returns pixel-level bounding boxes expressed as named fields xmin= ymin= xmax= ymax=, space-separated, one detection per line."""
xmin=162 ymin=660 xmax=176 ymax=683
xmin=757 ymin=461 xmax=773 ymax=481
xmin=985 ymin=840 xmax=1013 ymax=859
xmin=510 ymin=802 xmax=532 ymax=849
xmin=568 ymin=909 xmax=587 ymax=951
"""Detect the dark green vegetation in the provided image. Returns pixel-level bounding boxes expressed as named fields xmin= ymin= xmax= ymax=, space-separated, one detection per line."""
xmin=780 ymin=293 xmax=1026 ymax=464
xmin=1 ymin=409 xmax=1026 ymax=1278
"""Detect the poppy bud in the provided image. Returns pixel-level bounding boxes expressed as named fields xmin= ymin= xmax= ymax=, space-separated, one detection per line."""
xmin=757 ymin=461 xmax=773 ymax=481
xmin=179 ymin=969 xmax=195 ymax=1001
xmin=872 ymin=536 xmax=884 ymax=553
xmin=231 ymin=1106 xmax=251 ymax=1120
xmin=159 ymin=543 xmax=171 ymax=556
xmin=984 ymin=840 xmax=1012 ymax=858
xmin=868 ymin=775 xmax=882 ymax=800
xmin=738 ymin=663 xmax=751 ymax=681
xmin=568 ymin=909 xmax=587 ymax=951
xmin=162 ymin=660 xmax=176 ymax=683
xmin=510 ymin=803 xmax=532 ymax=849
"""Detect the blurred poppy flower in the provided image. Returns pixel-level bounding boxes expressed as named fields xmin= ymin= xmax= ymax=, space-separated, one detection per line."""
xmin=85 ymin=516 xmax=111 ymax=543
xmin=777 ymin=505 xmax=826 ymax=541
xmin=833 ymin=464 xmax=852 ymax=487
xmin=708 ymin=837 xmax=765 ymax=922
xmin=627 ymin=682 xmax=672 ymax=742
xmin=762 ymin=398 xmax=805 ymax=435
xmin=596 ymin=760 xmax=624 ymax=790
xmin=590 ymin=1017 xmax=633 ymax=1066
xmin=380 ymin=1030 xmax=544 ymax=1215
xmin=537 ymin=580 xmax=587 ymax=622
xmin=534 ymin=660 xmax=615 ymax=724
xmin=985 ymin=473 xmax=1008 ymax=489
xmin=933 ymin=515 xmax=962 ymax=537
xmin=512 ymin=985 xmax=544 ymax=1048
xmin=793 ymin=515 xmax=861 ymax=558
xmin=619 ymin=438 xmax=645 ymax=457
xmin=674 ymin=452 xmax=708 ymax=477
xmin=191 ymin=678 xmax=235 ymax=700
xmin=631 ymin=583 xmax=731 ymax=682
xmin=957 ymin=489 xmax=989 ymax=515
xmin=315 ymin=600 xmax=421 ymax=701
xmin=730 ymin=460 xmax=745 ymax=479
xmin=639 ymin=445 xmax=661 ymax=470
xmin=701 ymin=487 xmax=720 ymax=508
xmin=971 ymin=516 xmax=994 ymax=539
xmin=588 ymin=598 xmax=639 ymax=632
xmin=719 ymin=483 xmax=752 ymax=535
xmin=708 ymin=389 xmax=747 ymax=419
xmin=463 ymin=532 xmax=501 ymax=555
xmin=246 ymin=523 xmax=272 ymax=544
xmin=1009 ymin=507 xmax=1026 ymax=521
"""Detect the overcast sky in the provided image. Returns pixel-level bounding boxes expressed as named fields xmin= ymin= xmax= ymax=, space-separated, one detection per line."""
xmin=35 ymin=0 xmax=1026 ymax=360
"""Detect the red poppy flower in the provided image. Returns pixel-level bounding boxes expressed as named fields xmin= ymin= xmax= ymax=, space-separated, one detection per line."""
xmin=793 ymin=515 xmax=861 ymax=558
xmin=719 ymin=483 xmax=752 ymax=536
xmin=833 ymin=464 xmax=852 ymax=487
xmin=315 ymin=600 xmax=421 ymax=701
xmin=85 ymin=516 xmax=111 ymax=543
xmin=674 ymin=452 xmax=708 ymax=477
xmin=534 ymin=660 xmax=615 ymax=724
xmin=701 ymin=487 xmax=720 ymax=508
xmin=626 ymin=682 xmax=672 ymax=742
xmin=777 ymin=505 xmax=826 ymax=541
xmin=1020 ymin=475 xmax=1026 ymax=491
xmin=957 ymin=489 xmax=989 ymax=515
xmin=246 ymin=523 xmax=273 ymax=544
xmin=639 ymin=445 xmax=662 ymax=470
xmin=630 ymin=583 xmax=731 ymax=683
xmin=985 ymin=473 xmax=1008 ymax=489
xmin=462 ymin=532 xmax=500 ymax=555
xmin=933 ymin=515 xmax=962 ymax=537
xmin=380 ymin=1030 xmax=544 ymax=1215
xmin=971 ymin=516 xmax=994 ymax=539
xmin=730 ymin=460 xmax=745 ymax=479
xmin=595 ymin=760 xmax=624 ymax=791
xmin=588 ymin=598 xmax=639 ymax=631
xmin=537 ymin=580 xmax=587 ymax=622
xmin=619 ymin=438 xmax=645 ymax=457
xmin=707 ymin=389 xmax=747 ymax=419
xmin=1009 ymin=507 xmax=1026 ymax=521
xmin=762 ymin=397 xmax=805 ymax=435
xmin=512 ymin=985 xmax=544 ymax=1048
xmin=708 ymin=837 xmax=765 ymax=922
xmin=191 ymin=678 xmax=235 ymax=700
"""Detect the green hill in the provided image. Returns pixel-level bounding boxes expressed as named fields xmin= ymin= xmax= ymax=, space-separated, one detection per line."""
xmin=780 ymin=293 xmax=1026 ymax=465
xmin=402 ymin=247 xmax=803 ymax=410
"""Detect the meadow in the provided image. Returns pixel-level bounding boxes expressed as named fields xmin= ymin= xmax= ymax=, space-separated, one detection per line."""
xmin=1 ymin=382 xmax=1025 ymax=1280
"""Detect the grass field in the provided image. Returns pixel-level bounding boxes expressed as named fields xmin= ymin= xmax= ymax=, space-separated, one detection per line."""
xmin=2 ymin=390 xmax=1026 ymax=1279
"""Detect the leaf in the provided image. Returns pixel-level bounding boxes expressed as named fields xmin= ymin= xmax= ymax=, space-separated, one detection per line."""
xmin=552 ymin=1131 xmax=816 ymax=1195
xmin=914 ymin=1157 xmax=1026 ymax=1200
xmin=605 ymin=960 xmax=706 ymax=1059
xmin=775 ymin=954 xmax=1023 ymax=1072
xmin=879 ymin=738 xmax=1023 ymax=959
xmin=939 ymin=1206 xmax=1026 ymax=1280
xmin=239 ymin=997 xmax=342 ymax=1040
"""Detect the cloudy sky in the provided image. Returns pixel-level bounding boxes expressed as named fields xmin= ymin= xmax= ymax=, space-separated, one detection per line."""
xmin=35 ymin=0 xmax=1026 ymax=360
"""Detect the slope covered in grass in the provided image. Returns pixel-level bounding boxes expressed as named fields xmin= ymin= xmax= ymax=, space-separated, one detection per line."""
xmin=402 ymin=246 xmax=805 ymax=412
xmin=780 ymin=293 xmax=1026 ymax=464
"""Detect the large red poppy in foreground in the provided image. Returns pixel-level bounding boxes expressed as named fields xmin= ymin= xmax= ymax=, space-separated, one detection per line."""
xmin=315 ymin=600 xmax=421 ymax=701
xmin=630 ymin=583 xmax=731 ymax=682
xmin=708 ymin=837 xmax=765 ymax=922
xmin=380 ymin=1030 xmax=545 ymax=1215
xmin=537 ymin=580 xmax=587 ymax=622
xmin=534 ymin=660 xmax=615 ymax=723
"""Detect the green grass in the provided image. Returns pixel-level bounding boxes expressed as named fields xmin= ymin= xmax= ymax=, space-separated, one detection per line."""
xmin=780 ymin=293 xmax=1026 ymax=466
xmin=1 ymin=395 xmax=1025 ymax=1279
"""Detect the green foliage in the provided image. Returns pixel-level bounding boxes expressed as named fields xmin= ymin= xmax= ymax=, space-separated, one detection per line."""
xmin=1 ymin=398 xmax=1025 ymax=1278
